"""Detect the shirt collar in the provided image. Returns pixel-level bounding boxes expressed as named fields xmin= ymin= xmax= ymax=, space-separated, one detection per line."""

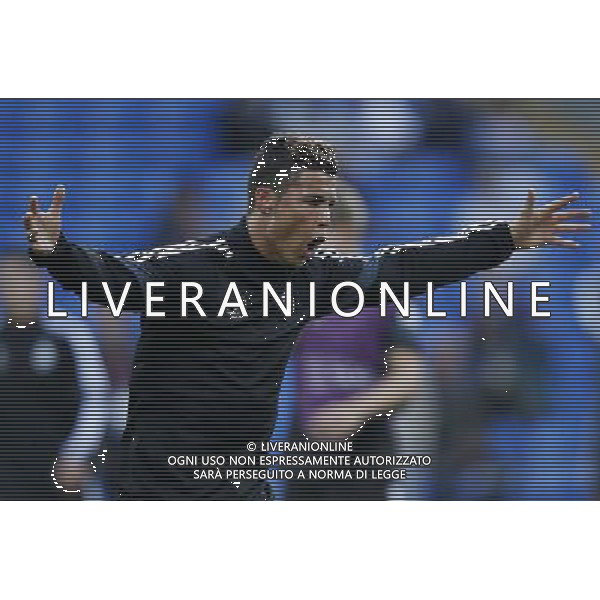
xmin=225 ymin=215 xmax=299 ymax=277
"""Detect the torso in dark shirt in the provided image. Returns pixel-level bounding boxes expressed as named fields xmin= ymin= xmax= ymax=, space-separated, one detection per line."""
xmin=120 ymin=220 xmax=367 ymax=498
xmin=32 ymin=216 xmax=514 ymax=499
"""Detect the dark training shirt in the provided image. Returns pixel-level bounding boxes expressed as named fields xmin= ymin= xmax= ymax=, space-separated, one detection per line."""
xmin=31 ymin=217 xmax=514 ymax=499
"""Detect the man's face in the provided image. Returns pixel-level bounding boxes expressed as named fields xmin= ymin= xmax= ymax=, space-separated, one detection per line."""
xmin=258 ymin=170 xmax=336 ymax=265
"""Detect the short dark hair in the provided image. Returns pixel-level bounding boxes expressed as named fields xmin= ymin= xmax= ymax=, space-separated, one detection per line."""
xmin=248 ymin=136 xmax=337 ymax=208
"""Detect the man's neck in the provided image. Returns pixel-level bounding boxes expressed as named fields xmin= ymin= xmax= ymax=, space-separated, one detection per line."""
xmin=246 ymin=212 xmax=280 ymax=263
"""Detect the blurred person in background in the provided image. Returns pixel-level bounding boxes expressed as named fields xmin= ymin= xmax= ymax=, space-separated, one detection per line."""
xmin=0 ymin=254 xmax=110 ymax=499
xmin=439 ymin=309 xmax=550 ymax=500
xmin=436 ymin=100 xmax=598 ymax=499
xmin=89 ymin=307 xmax=134 ymax=499
xmin=285 ymin=182 xmax=436 ymax=500
xmin=471 ymin=311 xmax=549 ymax=500
xmin=155 ymin=183 xmax=206 ymax=245
xmin=574 ymin=259 xmax=600 ymax=499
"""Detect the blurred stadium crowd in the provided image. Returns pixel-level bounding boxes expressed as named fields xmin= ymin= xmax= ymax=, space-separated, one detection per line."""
xmin=0 ymin=99 xmax=598 ymax=500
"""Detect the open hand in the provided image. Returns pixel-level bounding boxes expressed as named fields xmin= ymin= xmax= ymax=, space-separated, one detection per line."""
xmin=23 ymin=185 xmax=66 ymax=253
xmin=511 ymin=189 xmax=591 ymax=249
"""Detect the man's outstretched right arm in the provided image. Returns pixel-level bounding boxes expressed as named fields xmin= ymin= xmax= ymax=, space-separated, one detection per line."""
xmin=25 ymin=185 xmax=155 ymax=312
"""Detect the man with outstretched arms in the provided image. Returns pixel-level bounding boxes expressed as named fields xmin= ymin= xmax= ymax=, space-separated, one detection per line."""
xmin=24 ymin=137 xmax=590 ymax=500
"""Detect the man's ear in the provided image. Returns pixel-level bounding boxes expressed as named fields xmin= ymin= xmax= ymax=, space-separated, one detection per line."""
xmin=253 ymin=187 xmax=278 ymax=214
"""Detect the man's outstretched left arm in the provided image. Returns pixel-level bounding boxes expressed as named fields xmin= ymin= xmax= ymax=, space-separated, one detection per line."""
xmin=360 ymin=190 xmax=591 ymax=299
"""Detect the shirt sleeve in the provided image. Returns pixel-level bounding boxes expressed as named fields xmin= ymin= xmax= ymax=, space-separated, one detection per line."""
xmin=29 ymin=233 xmax=165 ymax=313
xmin=367 ymin=222 xmax=515 ymax=297
xmin=313 ymin=222 xmax=515 ymax=313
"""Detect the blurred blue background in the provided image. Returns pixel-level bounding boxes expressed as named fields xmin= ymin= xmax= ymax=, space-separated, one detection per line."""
xmin=0 ymin=99 xmax=598 ymax=500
